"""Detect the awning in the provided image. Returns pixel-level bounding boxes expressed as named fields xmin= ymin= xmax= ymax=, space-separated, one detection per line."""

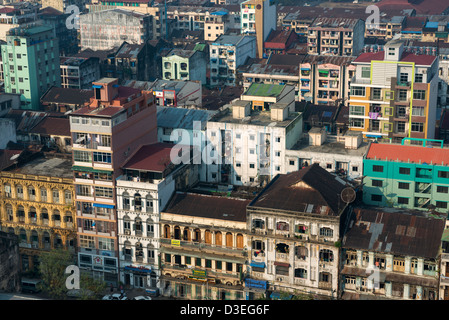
xmin=270 ymin=292 xmax=293 ymax=300
xmin=250 ymin=261 xmax=266 ymax=268
xmin=124 ymin=265 xmax=151 ymax=273
xmin=92 ymin=85 xmax=103 ymax=89
xmin=72 ymin=166 xmax=112 ymax=174
xmin=245 ymin=278 xmax=267 ymax=290
xmin=93 ymin=203 xmax=115 ymax=209
xmin=318 ymin=69 xmax=329 ymax=74
xmin=274 ymin=261 xmax=290 ymax=267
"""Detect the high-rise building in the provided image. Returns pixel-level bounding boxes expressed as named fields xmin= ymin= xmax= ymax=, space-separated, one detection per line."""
xmin=348 ymin=39 xmax=439 ymax=141
xmin=1 ymin=25 xmax=60 ymax=110
xmin=69 ymin=77 xmax=157 ymax=286
xmin=240 ymin=0 xmax=276 ymax=59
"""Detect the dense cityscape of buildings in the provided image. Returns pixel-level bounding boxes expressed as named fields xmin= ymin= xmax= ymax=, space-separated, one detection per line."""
xmin=1 ymin=0 xmax=449 ymax=302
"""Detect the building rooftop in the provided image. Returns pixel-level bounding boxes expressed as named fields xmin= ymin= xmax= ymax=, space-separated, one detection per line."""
xmin=164 ymin=192 xmax=250 ymax=222
xmin=343 ymin=206 xmax=446 ymax=259
xmin=121 ymin=142 xmax=177 ymax=173
xmin=243 ymin=83 xmax=286 ymax=98
xmin=212 ymin=34 xmax=254 ymax=46
xmin=40 ymin=86 xmax=94 ymax=106
xmin=310 ymin=17 xmax=362 ymax=30
xmin=156 ymin=106 xmax=212 ymax=130
xmin=7 ymin=155 xmax=73 ymax=179
xmin=164 ymin=48 xmax=197 ymax=59
xmin=249 ymin=163 xmax=348 ymax=216
xmin=366 ymin=142 xmax=449 ymax=166
xmin=29 ymin=117 xmax=71 ymax=137
xmin=353 ymin=50 xmax=437 ymax=66
xmin=243 ymin=63 xmax=299 ymax=77
xmin=267 ymin=53 xmax=306 ymax=66
xmin=377 ymin=0 xmax=449 ymax=15
xmin=290 ymin=136 xmax=370 ymax=157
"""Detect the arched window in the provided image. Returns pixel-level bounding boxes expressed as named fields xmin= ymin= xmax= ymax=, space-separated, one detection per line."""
xmin=236 ymin=234 xmax=244 ymax=249
xmin=163 ymin=225 xmax=170 ymax=238
xmin=54 ymin=234 xmax=62 ymax=248
xmin=65 ymin=190 xmax=72 ymax=204
xmin=41 ymin=208 xmax=49 ymax=225
xmin=52 ymin=189 xmax=60 ymax=203
xmin=19 ymin=228 xmax=27 ymax=243
xmin=123 ymin=241 xmax=132 ymax=260
xmin=28 ymin=186 xmax=36 ymax=201
xmin=183 ymin=227 xmax=191 ymax=241
xmin=16 ymin=185 xmax=24 ymax=199
xmin=40 ymin=187 xmax=48 ymax=202
xmin=295 ymin=245 xmax=308 ymax=260
xmin=4 ymin=184 xmax=11 ymax=198
xmin=135 ymin=242 xmax=143 ymax=261
xmin=276 ymin=221 xmax=289 ymax=231
xmin=65 ymin=212 xmax=74 ymax=228
xmin=29 ymin=207 xmax=37 ymax=224
xmin=205 ymin=230 xmax=212 ymax=244
xmin=134 ymin=193 xmax=142 ymax=212
xmin=31 ymin=230 xmax=39 ymax=248
xmin=146 ymin=194 xmax=154 ymax=213
xmin=134 ymin=217 xmax=142 ymax=235
xmin=319 ymin=227 xmax=333 ymax=237
xmin=193 ymin=228 xmax=201 ymax=242
xmin=122 ymin=192 xmax=130 ymax=210
xmin=215 ymin=231 xmax=222 ymax=246
xmin=226 ymin=232 xmax=233 ymax=248
xmin=276 ymin=243 xmax=289 ymax=254
xmin=319 ymin=249 xmax=334 ymax=262
xmin=53 ymin=210 xmax=61 ymax=227
xmin=123 ymin=215 xmax=131 ymax=234
xmin=174 ymin=226 xmax=181 ymax=240
xmin=17 ymin=205 xmax=25 ymax=222
xmin=6 ymin=204 xmax=13 ymax=221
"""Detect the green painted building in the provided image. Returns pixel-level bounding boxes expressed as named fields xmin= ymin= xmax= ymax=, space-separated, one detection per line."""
xmin=1 ymin=25 xmax=60 ymax=110
xmin=363 ymin=139 xmax=449 ymax=213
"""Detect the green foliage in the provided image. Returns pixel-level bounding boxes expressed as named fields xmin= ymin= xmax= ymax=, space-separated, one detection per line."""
xmin=77 ymin=272 xmax=107 ymax=300
xmin=38 ymin=249 xmax=75 ymax=299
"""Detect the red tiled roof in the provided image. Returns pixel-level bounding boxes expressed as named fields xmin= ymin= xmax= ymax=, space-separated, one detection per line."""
xmin=377 ymin=0 xmax=449 ymax=15
xmin=121 ymin=143 xmax=178 ymax=172
xmin=366 ymin=142 xmax=449 ymax=166
xmin=0 ymin=7 xmax=17 ymax=14
xmin=353 ymin=51 xmax=436 ymax=66
xmin=29 ymin=117 xmax=71 ymax=137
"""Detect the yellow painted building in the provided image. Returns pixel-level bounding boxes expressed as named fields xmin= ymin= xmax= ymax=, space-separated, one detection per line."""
xmin=0 ymin=153 xmax=76 ymax=273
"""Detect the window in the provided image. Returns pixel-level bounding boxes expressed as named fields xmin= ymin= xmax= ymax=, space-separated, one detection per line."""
xmin=413 ymin=90 xmax=426 ymax=100
xmin=319 ymin=227 xmax=333 ymax=237
xmin=373 ymin=165 xmax=384 ymax=172
xmin=361 ymin=66 xmax=370 ymax=78
xmin=438 ymin=171 xmax=449 ymax=178
xmin=372 ymin=179 xmax=383 ymax=187
xmin=371 ymin=194 xmax=382 ymax=202
xmin=16 ymin=185 xmax=23 ymax=199
xmin=93 ymin=152 xmax=112 ymax=163
xmin=73 ymin=150 xmax=91 ymax=162
xmin=437 ymin=186 xmax=448 ymax=193
xmin=350 ymin=86 xmax=366 ymax=97
xmin=349 ymin=105 xmax=364 ymax=116
xmin=415 ymin=73 xmax=423 ymax=83
xmin=349 ymin=118 xmax=364 ymax=128
xmin=95 ymin=186 xmax=113 ymax=198
xmin=396 ymin=122 xmax=406 ymax=133
xmin=398 ymin=89 xmax=407 ymax=101
xmin=411 ymin=122 xmax=424 ymax=132
xmin=399 ymin=167 xmax=410 ymax=175
xmin=372 ymin=88 xmax=382 ymax=100
xmin=52 ymin=189 xmax=60 ymax=203
xmin=398 ymin=182 xmax=409 ymax=190
xmin=80 ymin=235 xmax=95 ymax=249
xmin=398 ymin=197 xmax=409 ymax=205
xmin=399 ymin=73 xmax=408 ymax=83
xmin=412 ymin=107 xmax=425 ymax=117
xmin=436 ymin=201 xmax=448 ymax=209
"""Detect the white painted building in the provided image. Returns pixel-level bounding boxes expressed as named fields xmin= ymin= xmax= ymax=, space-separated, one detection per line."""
xmin=203 ymin=83 xmax=303 ymax=186
xmin=116 ymin=143 xmax=199 ymax=291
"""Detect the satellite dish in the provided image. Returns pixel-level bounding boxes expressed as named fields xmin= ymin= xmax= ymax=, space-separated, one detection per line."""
xmin=9 ymin=154 xmax=20 ymax=161
xmin=341 ymin=187 xmax=356 ymax=204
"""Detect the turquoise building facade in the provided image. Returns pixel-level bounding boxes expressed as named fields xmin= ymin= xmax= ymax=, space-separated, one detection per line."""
xmin=363 ymin=140 xmax=449 ymax=213
xmin=1 ymin=25 xmax=60 ymax=110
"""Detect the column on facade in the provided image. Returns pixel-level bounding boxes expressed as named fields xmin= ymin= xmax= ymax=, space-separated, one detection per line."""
xmin=24 ymin=205 xmax=30 ymax=225
xmin=417 ymin=258 xmax=424 ymax=276
xmin=368 ymin=252 xmax=375 ymax=269
xmin=12 ymin=204 xmax=19 ymax=223
xmin=356 ymin=250 xmax=362 ymax=267
xmin=385 ymin=282 xmax=392 ymax=298
xmin=403 ymin=283 xmax=410 ymax=299
xmin=404 ymin=256 xmax=411 ymax=274
xmin=385 ymin=254 xmax=393 ymax=272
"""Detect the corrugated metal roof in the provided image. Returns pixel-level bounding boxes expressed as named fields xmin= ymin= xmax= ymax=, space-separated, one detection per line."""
xmin=156 ymin=106 xmax=211 ymax=130
xmin=343 ymin=207 xmax=445 ymax=258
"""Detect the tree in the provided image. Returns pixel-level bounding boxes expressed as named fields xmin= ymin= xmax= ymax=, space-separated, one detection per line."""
xmin=77 ymin=272 xmax=107 ymax=300
xmin=38 ymin=248 xmax=75 ymax=299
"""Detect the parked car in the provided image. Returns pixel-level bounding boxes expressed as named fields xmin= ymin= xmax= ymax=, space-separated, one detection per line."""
xmin=102 ymin=293 xmax=128 ymax=300
xmin=132 ymin=295 xmax=152 ymax=300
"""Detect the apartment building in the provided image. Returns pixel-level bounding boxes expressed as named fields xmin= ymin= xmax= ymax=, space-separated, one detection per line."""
xmin=240 ymin=0 xmax=276 ymax=59
xmin=160 ymin=192 xmax=250 ymax=300
xmin=204 ymin=83 xmax=302 ymax=186
xmin=286 ymin=129 xmax=369 ymax=181
xmin=341 ymin=207 xmax=444 ymax=300
xmin=167 ymin=6 xmax=229 ymax=34
xmin=116 ymin=143 xmax=198 ymax=292
xmin=245 ymin=163 xmax=354 ymax=299
xmin=0 ymin=153 xmax=76 ymax=274
xmin=204 ymin=10 xmax=230 ymax=41
xmin=362 ymin=140 xmax=449 ymax=213
xmin=348 ymin=39 xmax=439 ymax=141
xmin=308 ymin=18 xmax=365 ymax=57
xmin=210 ymin=34 xmax=256 ymax=87
xmin=87 ymin=0 xmax=167 ymax=40
xmin=299 ymin=55 xmax=355 ymax=105
xmin=60 ymin=57 xmax=101 ymax=90
xmin=162 ymin=49 xmax=207 ymax=85
xmin=1 ymin=25 xmax=60 ymax=110
xmin=69 ymin=78 xmax=157 ymax=285
xmin=79 ymin=9 xmax=153 ymax=51
xmin=0 ymin=3 xmax=38 ymax=41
